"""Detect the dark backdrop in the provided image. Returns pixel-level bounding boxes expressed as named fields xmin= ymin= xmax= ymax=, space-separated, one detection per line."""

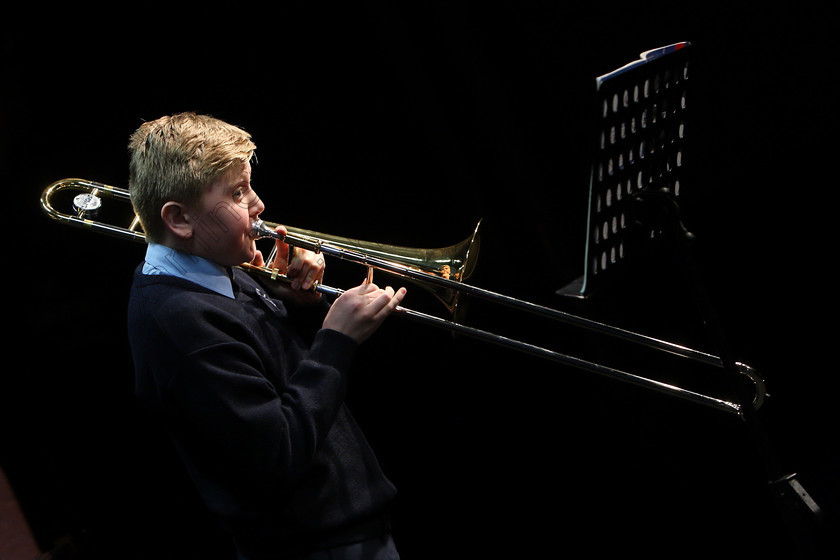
xmin=2 ymin=3 xmax=837 ymax=558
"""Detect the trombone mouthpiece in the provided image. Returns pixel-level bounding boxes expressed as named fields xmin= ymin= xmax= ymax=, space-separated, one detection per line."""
xmin=251 ymin=219 xmax=279 ymax=240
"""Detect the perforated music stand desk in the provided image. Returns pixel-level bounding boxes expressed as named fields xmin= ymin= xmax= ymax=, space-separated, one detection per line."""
xmin=559 ymin=42 xmax=692 ymax=298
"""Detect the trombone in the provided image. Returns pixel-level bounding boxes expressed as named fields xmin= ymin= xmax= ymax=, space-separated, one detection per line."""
xmin=41 ymin=178 xmax=765 ymax=416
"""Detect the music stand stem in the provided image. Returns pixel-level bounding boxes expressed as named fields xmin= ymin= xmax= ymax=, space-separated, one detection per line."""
xmin=636 ymin=189 xmax=825 ymax=558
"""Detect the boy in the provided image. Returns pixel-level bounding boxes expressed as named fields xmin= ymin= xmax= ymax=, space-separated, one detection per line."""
xmin=126 ymin=112 xmax=406 ymax=559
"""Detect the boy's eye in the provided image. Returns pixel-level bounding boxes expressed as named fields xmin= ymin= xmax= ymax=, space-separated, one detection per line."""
xmin=232 ymin=184 xmax=259 ymax=208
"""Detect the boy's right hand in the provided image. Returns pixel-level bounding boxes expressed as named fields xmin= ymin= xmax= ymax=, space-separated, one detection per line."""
xmin=323 ymin=281 xmax=406 ymax=344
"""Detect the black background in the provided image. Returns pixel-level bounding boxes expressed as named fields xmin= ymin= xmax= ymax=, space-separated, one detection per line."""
xmin=2 ymin=3 xmax=838 ymax=558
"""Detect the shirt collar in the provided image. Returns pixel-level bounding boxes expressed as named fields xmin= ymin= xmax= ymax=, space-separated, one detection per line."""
xmin=142 ymin=243 xmax=235 ymax=299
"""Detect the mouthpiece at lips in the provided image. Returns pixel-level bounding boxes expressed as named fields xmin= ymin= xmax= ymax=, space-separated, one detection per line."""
xmin=251 ymin=219 xmax=276 ymax=240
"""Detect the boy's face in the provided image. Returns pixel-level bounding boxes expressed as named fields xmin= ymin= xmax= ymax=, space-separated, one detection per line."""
xmin=188 ymin=161 xmax=264 ymax=266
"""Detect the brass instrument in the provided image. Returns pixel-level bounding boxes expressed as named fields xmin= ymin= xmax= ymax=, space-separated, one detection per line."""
xmin=41 ymin=178 xmax=765 ymax=416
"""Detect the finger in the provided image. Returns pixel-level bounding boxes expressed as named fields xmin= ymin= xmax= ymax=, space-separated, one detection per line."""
xmin=368 ymin=286 xmax=405 ymax=318
xmin=300 ymin=263 xmax=324 ymax=291
xmin=369 ymin=288 xmax=406 ymax=324
xmin=250 ymin=249 xmax=265 ymax=268
xmin=286 ymin=251 xmax=301 ymax=278
xmin=295 ymin=266 xmax=312 ymax=291
xmin=352 ymin=280 xmax=379 ymax=295
xmin=286 ymin=248 xmax=319 ymax=278
xmin=385 ymin=287 xmax=407 ymax=312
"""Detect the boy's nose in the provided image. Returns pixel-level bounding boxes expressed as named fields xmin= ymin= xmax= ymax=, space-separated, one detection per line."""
xmin=250 ymin=191 xmax=266 ymax=215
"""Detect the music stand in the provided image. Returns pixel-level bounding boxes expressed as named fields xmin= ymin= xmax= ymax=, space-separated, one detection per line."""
xmin=559 ymin=42 xmax=692 ymax=298
xmin=558 ymin=42 xmax=826 ymax=555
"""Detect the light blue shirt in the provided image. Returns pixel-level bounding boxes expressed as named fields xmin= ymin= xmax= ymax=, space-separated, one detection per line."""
xmin=142 ymin=243 xmax=235 ymax=299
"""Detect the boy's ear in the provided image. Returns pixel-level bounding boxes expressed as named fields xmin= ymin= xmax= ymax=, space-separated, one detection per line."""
xmin=160 ymin=201 xmax=193 ymax=240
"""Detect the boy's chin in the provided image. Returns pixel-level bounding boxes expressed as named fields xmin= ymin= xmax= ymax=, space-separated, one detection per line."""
xmin=245 ymin=242 xmax=260 ymax=263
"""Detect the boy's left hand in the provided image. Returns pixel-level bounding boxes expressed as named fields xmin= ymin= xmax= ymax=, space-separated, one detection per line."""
xmin=250 ymin=224 xmax=325 ymax=305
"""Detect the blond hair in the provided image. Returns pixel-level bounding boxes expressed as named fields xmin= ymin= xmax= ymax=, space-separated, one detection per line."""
xmin=127 ymin=112 xmax=256 ymax=243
